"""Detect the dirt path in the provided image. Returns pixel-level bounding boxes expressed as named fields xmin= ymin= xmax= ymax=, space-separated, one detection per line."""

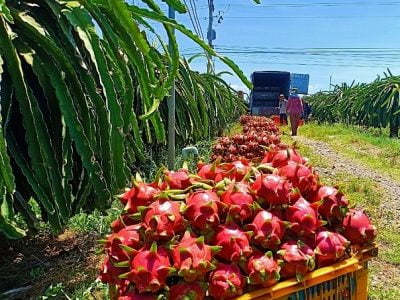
xmin=293 ymin=136 xmax=400 ymax=230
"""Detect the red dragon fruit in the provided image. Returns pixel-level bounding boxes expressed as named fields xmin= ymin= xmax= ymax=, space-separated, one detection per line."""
xmin=118 ymin=292 xmax=160 ymax=300
xmin=119 ymin=183 xmax=159 ymax=214
xmin=111 ymin=214 xmax=139 ymax=233
xmin=316 ymin=186 xmax=349 ymax=220
xmin=315 ymin=229 xmax=350 ymax=267
xmin=251 ymin=174 xmax=292 ymax=207
xmin=219 ymin=182 xmax=255 ymax=223
xmin=277 ymin=162 xmax=319 ymax=199
xmin=99 ymin=257 xmax=129 ymax=285
xmin=169 ymin=282 xmax=206 ymax=300
xmin=222 ymin=160 xmax=251 ymax=181
xmin=342 ymin=209 xmax=377 ymax=245
xmin=197 ymin=161 xmax=225 ymax=182
xmin=128 ymin=242 xmax=173 ymax=293
xmin=286 ymin=197 xmax=324 ymax=234
xmin=277 ymin=241 xmax=315 ymax=281
xmin=171 ymin=231 xmax=220 ymax=282
xmin=140 ymin=200 xmax=185 ymax=241
xmin=104 ymin=224 xmax=142 ymax=261
xmin=208 ymin=263 xmax=245 ymax=299
xmin=243 ymin=251 xmax=280 ymax=287
xmin=245 ymin=210 xmax=287 ymax=250
xmin=262 ymin=148 xmax=304 ymax=167
xmin=184 ymin=191 xmax=220 ymax=233
xmin=212 ymin=223 xmax=252 ymax=261
xmin=162 ymin=169 xmax=193 ymax=190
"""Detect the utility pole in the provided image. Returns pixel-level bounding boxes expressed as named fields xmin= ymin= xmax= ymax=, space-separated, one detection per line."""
xmin=207 ymin=0 xmax=215 ymax=72
xmin=329 ymin=75 xmax=332 ymax=91
xmin=168 ymin=5 xmax=176 ymax=170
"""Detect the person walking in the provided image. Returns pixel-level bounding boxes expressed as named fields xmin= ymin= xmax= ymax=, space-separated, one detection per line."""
xmin=287 ymin=88 xmax=303 ymax=136
xmin=278 ymin=94 xmax=288 ymax=125
xmin=303 ymin=101 xmax=312 ymax=123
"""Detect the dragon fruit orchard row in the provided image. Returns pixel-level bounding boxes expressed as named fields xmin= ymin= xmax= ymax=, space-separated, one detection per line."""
xmin=99 ymin=116 xmax=377 ymax=300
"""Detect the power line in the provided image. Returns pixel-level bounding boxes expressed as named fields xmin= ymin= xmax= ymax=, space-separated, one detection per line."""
xmin=186 ymin=15 xmax=400 ymax=20
xmin=183 ymin=0 xmax=203 ymax=38
xmin=223 ymin=15 xmax=400 ymax=19
xmin=181 ymin=46 xmax=400 ymax=66
xmin=195 ymin=1 xmax=400 ymax=9
xmin=227 ymin=60 xmax=400 ymax=68
xmin=190 ymin=0 xmax=204 ymax=39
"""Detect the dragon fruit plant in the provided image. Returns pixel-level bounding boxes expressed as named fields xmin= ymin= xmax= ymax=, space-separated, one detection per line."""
xmin=99 ymin=115 xmax=377 ymax=300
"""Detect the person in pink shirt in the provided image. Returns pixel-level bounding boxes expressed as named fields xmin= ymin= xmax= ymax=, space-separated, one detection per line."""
xmin=286 ymin=88 xmax=304 ymax=136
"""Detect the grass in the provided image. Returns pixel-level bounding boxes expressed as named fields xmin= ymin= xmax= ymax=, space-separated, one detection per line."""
xmin=298 ymin=123 xmax=400 ymax=180
xmin=284 ymin=133 xmax=400 ymax=299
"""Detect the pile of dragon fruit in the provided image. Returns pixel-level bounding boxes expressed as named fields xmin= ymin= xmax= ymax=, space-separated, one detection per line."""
xmin=211 ymin=133 xmax=283 ymax=162
xmin=212 ymin=116 xmax=283 ymax=162
xmin=99 ymin=143 xmax=377 ymax=299
xmin=239 ymin=115 xmax=280 ymax=134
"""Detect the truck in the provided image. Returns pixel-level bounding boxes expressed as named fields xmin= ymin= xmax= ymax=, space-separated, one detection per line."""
xmin=249 ymin=71 xmax=310 ymax=116
xmin=249 ymin=71 xmax=291 ymax=116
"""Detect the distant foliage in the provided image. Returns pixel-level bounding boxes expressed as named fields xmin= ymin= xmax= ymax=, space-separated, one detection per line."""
xmin=306 ymin=72 xmax=400 ymax=138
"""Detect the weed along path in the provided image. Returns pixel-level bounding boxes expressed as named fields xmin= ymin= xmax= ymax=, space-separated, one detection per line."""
xmin=293 ymin=135 xmax=400 ymax=230
xmin=292 ymin=135 xmax=400 ymax=299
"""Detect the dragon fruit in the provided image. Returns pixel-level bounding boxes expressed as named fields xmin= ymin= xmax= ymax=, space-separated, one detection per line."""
xmin=171 ymin=231 xmax=220 ymax=282
xmin=104 ymin=224 xmax=142 ymax=261
xmin=118 ymin=292 xmax=161 ymax=300
xmin=286 ymin=197 xmax=324 ymax=234
xmin=219 ymin=182 xmax=255 ymax=223
xmin=342 ymin=209 xmax=377 ymax=245
xmin=223 ymin=160 xmax=251 ymax=181
xmin=212 ymin=223 xmax=252 ymax=261
xmin=251 ymin=174 xmax=292 ymax=207
xmin=111 ymin=214 xmax=139 ymax=233
xmin=99 ymin=257 xmax=129 ymax=285
xmin=277 ymin=241 xmax=315 ymax=281
xmin=119 ymin=183 xmax=159 ymax=214
xmin=140 ymin=200 xmax=185 ymax=241
xmin=277 ymin=162 xmax=319 ymax=199
xmin=262 ymin=148 xmax=304 ymax=167
xmin=169 ymin=282 xmax=206 ymax=300
xmin=244 ymin=251 xmax=280 ymax=287
xmin=208 ymin=263 xmax=245 ymax=299
xmin=316 ymin=186 xmax=349 ymax=220
xmin=184 ymin=191 xmax=220 ymax=233
xmin=163 ymin=169 xmax=193 ymax=190
xmin=128 ymin=242 xmax=173 ymax=293
xmin=245 ymin=210 xmax=287 ymax=250
xmin=197 ymin=161 xmax=225 ymax=182
xmin=315 ymin=229 xmax=349 ymax=267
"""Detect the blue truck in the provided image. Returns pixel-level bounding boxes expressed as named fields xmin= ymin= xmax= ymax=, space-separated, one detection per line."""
xmin=249 ymin=71 xmax=309 ymax=116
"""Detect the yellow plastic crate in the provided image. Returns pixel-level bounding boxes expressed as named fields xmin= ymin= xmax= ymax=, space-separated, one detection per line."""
xmin=235 ymin=245 xmax=378 ymax=300
xmin=109 ymin=246 xmax=377 ymax=300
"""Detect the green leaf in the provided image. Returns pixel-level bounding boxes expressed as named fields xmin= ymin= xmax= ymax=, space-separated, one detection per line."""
xmin=161 ymin=0 xmax=187 ymax=14
xmin=129 ymin=5 xmax=253 ymax=89
xmin=0 ymin=214 xmax=24 ymax=239
xmin=0 ymin=0 xmax=13 ymax=23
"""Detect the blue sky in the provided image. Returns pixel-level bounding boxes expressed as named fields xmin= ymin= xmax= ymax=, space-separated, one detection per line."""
xmin=143 ymin=1 xmax=400 ymax=94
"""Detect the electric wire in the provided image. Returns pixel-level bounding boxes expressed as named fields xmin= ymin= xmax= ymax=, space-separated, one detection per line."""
xmin=189 ymin=0 xmax=204 ymax=40
xmin=183 ymin=0 xmax=203 ymax=38
xmin=195 ymin=1 xmax=400 ymax=9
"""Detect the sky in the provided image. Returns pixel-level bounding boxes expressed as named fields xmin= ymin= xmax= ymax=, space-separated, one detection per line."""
xmin=140 ymin=0 xmax=400 ymax=94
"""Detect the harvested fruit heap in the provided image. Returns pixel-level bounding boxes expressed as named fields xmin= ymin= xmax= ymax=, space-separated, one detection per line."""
xmin=212 ymin=116 xmax=284 ymax=162
xmin=99 ymin=116 xmax=377 ymax=300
